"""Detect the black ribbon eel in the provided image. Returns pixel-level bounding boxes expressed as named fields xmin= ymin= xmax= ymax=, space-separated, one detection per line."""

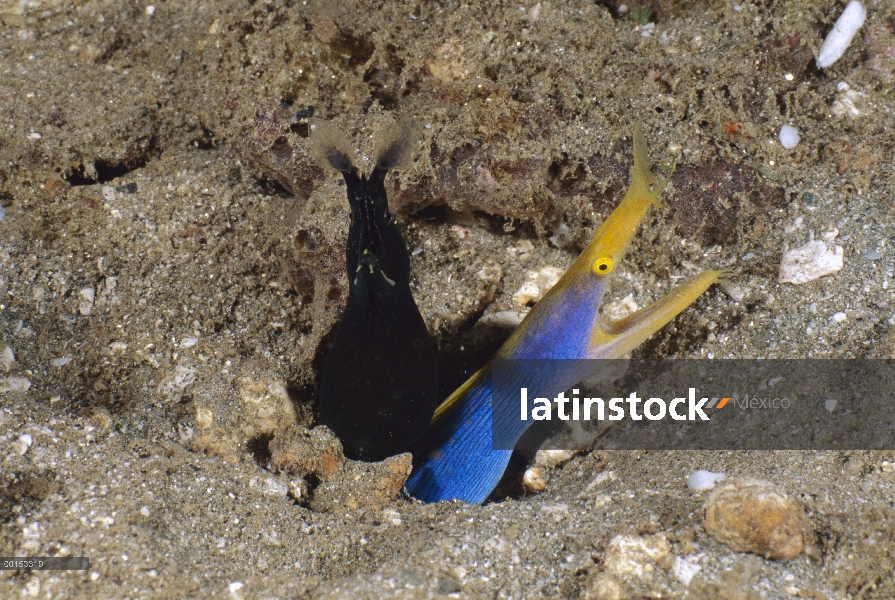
xmin=310 ymin=119 xmax=438 ymax=462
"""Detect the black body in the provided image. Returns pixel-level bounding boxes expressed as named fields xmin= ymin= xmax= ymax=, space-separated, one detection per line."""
xmin=319 ymin=167 xmax=438 ymax=461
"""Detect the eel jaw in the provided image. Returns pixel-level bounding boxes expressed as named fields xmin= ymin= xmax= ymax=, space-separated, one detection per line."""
xmin=588 ymin=269 xmax=732 ymax=359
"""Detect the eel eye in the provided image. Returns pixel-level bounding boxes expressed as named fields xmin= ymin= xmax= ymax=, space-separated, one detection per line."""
xmin=592 ymin=257 xmax=614 ymax=275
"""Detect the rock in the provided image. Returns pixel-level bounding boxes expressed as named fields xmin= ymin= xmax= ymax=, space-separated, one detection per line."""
xmin=583 ymin=533 xmax=672 ymax=600
xmin=603 ymin=533 xmax=672 ymax=578
xmin=269 ymin=425 xmax=345 ymax=482
xmin=476 ymin=310 xmax=525 ymax=329
xmin=310 ymin=453 xmax=412 ymax=513
xmin=672 ymin=555 xmax=702 ymax=585
xmin=521 ymin=467 xmax=547 ymax=493
xmin=237 ymin=377 xmax=297 ymax=439
xmin=14 ymin=433 xmax=33 ymax=455
xmin=601 ymin=294 xmax=639 ymax=321
xmin=512 ymin=266 xmax=565 ymax=306
xmin=191 ymin=405 xmax=241 ymax=464
xmin=534 ymin=449 xmax=580 ymax=468
xmin=778 ymin=240 xmax=843 ymax=284
xmin=0 ymin=345 xmax=14 ymax=371
xmin=702 ymin=478 xmax=805 ymax=560
xmin=0 ymin=376 xmax=31 ymax=393
xmin=512 ymin=279 xmax=541 ymax=307
xmin=78 ymin=287 xmax=95 ymax=316
xmin=270 ymin=425 xmax=411 ymax=512
xmin=778 ymin=125 xmax=800 ymax=149
xmin=581 ymin=574 xmax=624 ymax=600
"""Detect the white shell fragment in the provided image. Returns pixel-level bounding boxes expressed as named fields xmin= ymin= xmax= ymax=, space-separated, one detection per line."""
xmin=779 ymin=240 xmax=844 ymax=285
xmin=831 ymin=82 xmax=866 ymax=117
xmin=778 ymin=125 xmax=800 ymax=149
xmin=15 ymin=433 xmax=33 ymax=455
xmin=687 ymin=470 xmax=727 ymax=491
xmin=79 ymin=287 xmax=95 ymax=316
xmin=816 ymin=1 xmax=867 ymax=69
xmin=0 ymin=376 xmax=31 ymax=393
xmin=0 ymin=346 xmax=14 ymax=371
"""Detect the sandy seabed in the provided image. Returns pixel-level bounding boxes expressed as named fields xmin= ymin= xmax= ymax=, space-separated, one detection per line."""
xmin=1 ymin=0 xmax=894 ymax=597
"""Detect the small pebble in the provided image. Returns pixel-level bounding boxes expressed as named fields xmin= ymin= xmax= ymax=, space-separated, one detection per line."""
xmin=702 ymin=478 xmax=805 ymax=560
xmin=672 ymin=555 xmax=701 ymax=586
xmin=79 ymin=287 xmax=95 ymax=316
xmin=548 ymin=223 xmax=573 ymax=248
xmin=0 ymin=345 xmax=14 ymax=371
xmin=778 ymin=241 xmax=843 ymax=284
xmin=522 ymin=467 xmax=547 ymax=493
xmin=832 ymin=82 xmax=866 ymax=117
xmin=687 ymin=469 xmax=727 ymax=491
xmin=534 ymin=449 xmax=580 ymax=468
xmin=601 ymin=294 xmax=639 ymax=321
xmin=831 ymin=312 xmax=847 ymax=323
xmin=382 ymin=508 xmax=402 ymax=526
xmin=228 ymin=581 xmax=244 ymax=599
xmin=262 ymin=476 xmax=288 ymax=497
xmin=603 ymin=533 xmax=671 ymax=578
xmin=476 ymin=310 xmax=525 ymax=329
xmin=0 ymin=376 xmax=31 ymax=393
xmin=778 ymin=125 xmax=800 ymax=149
xmin=513 ymin=266 xmax=564 ymax=306
xmin=15 ymin=433 xmax=33 ymax=455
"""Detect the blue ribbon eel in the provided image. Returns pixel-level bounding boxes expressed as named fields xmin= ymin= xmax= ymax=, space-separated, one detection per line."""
xmin=406 ymin=123 xmax=731 ymax=504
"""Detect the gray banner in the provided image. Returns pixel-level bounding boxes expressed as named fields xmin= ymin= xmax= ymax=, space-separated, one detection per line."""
xmin=0 ymin=557 xmax=90 ymax=570
xmin=492 ymin=360 xmax=895 ymax=451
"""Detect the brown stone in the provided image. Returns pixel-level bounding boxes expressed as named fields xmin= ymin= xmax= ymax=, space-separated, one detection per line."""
xmin=310 ymin=452 xmax=412 ymax=513
xmin=269 ymin=424 xmax=345 ymax=482
xmin=269 ymin=425 xmax=412 ymax=512
xmin=702 ymin=478 xmax=805 ymax=560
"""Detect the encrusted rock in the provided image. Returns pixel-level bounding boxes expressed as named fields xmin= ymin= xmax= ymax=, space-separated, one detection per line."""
xmin=269 ymin=424 xmax=345 ymax=482
xmin=702 ymin=478 xmax=805 ymax=560
xmin=237 ymin=377 xmax=297 ymax=439
xmin=583 ymin=533 xmax=672 ymax=600
xmin=603 ymin=533 xmax=672 ymax=578
xmin=270 ymin=425 xmax=412 ymax=512
xmin=191 ymin=405 xmax=241 ymax=463
xmin=310 ymin=453 xmax=412 ymax=513
xmin=581 ymin=574 xmax=624 ymax=600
